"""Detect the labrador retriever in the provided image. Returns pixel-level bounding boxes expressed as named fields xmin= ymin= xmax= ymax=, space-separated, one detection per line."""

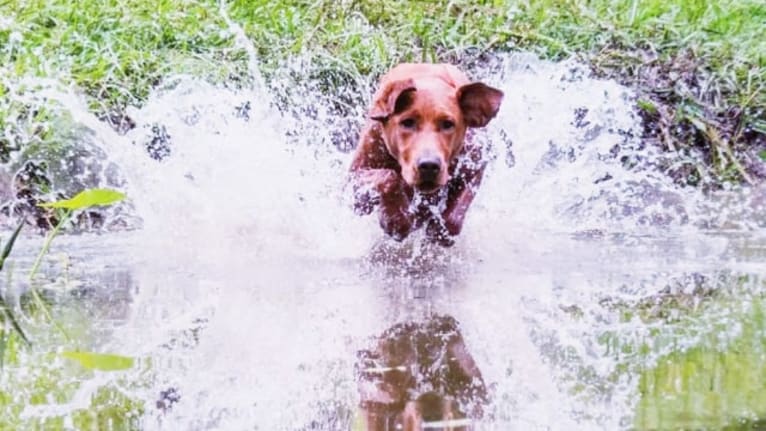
xmin=349 ymin=63 xmax=503 ymax=246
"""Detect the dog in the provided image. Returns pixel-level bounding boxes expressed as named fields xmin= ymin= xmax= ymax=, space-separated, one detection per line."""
xmin=355 ymin=315 xmax=488 ymax=430
xmin=349 ymin=63 xmax=503 ymax=246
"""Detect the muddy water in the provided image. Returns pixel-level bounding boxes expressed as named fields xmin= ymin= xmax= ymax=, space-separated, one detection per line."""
xmin=4 ymin=53 xmax=766 ymax=431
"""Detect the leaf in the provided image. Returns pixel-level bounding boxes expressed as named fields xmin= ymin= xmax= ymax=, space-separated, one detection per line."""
xmin=62 ymin=351 xmax=135 ymax=371
xmin=637 ymin=98 xmax=657 ymax=115
xmin=39 ymin=188 xmax=126 ymax=210
xmin=0 ymin=300 xmax=31 ymax=347
xmin=759 ymin=150 xmax=766 ymax=162
xmin=0 ymin=219 xmax=23 ymax=271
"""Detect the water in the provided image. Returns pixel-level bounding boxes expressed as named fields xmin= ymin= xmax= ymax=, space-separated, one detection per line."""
xmin=2 ymin=35 xmax=766 ymax=431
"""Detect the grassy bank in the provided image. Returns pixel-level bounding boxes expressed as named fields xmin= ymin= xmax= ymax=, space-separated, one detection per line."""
xmin=1 ymin=0 xmax=764 ymax=194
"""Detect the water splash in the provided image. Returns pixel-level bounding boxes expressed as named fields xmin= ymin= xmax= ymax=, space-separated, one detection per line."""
xmin=110 ymin=52 xmax=694 ymax=430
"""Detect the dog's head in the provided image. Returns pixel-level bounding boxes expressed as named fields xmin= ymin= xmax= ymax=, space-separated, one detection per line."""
xmin=369 ymin=68 xmax=503 ymax=193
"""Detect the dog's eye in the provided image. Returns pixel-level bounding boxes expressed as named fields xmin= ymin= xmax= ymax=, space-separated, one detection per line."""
xmin=400 ymin=118 xmax=417 ymax=129
xmin=440 ymin=119 xmax=455 ymax=131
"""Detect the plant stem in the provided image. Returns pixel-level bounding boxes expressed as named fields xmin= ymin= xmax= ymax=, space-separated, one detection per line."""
xmin=27 ymin=209 xmax=73 ymax=342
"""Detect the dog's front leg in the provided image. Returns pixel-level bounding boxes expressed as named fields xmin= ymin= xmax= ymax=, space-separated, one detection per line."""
xmin=350 ymin=169 xmax=393 ymax=215
xmin=350 ymin=169 xmax=416 ymax=240
xmin=426 ymin=167 xmax=485 ymax=246
xmin=377 ymin=172 xmax=416 ymax=241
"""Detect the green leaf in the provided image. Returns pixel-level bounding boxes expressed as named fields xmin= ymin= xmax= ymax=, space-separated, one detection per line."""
xmin=62 ymin=351 xmax=135 ymax=371
xmin=637 ymin=98 xmax=657 ymax=115
xmin=0 ymin=300 xmax=31 ymax=347
xmin=39 ymin=188 xmax=126 ymax=210
xmin=0 ymin=219 xmax=24 ymax=271
xmin=759 ymin=150 xmax=766 ymax=162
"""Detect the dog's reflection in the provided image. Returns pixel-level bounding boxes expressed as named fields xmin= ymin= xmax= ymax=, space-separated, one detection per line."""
xmin=356 ymin=314 xmax=487 ymax=431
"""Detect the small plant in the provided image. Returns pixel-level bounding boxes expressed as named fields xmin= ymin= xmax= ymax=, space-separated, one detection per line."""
xmin=28 ymin=189 xmax=128 ymax=321
xmin=0 ymin=188 xmax=135 ymax=372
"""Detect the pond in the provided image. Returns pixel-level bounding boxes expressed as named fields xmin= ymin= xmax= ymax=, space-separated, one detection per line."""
xmin=2 ymin=53 xmax=766 ymax=430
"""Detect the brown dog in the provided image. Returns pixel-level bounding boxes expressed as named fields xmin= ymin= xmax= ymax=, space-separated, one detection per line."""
xmin=355 ymin=315 xmax=488 ymax=430
xmin=349 ymin=63 xmax=503 ymax=246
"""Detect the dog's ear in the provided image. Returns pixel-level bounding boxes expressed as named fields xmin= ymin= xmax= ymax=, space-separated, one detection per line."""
xmin=457 ymin=82 xmax=503 ymax=128
xmin=369 ymin=79 xmax=417 ymax=122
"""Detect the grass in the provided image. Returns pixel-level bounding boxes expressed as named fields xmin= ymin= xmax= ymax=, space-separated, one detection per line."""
xmin=0 ymin=0 xmax=245 ymax=224
xmin=1 ymin=0 xmax=240 ymax=114
xmin=226 ymin=0 xmax=514 ymax=74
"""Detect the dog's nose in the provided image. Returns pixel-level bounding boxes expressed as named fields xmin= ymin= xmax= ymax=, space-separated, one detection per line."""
xmin=417 ymin=158 xmax=441 ymax=183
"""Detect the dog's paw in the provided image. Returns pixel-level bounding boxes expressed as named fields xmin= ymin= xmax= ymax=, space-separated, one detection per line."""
xmin=380 ymin=213 xmax=413 ymax=241
xmin=353 ymin=193 xmax=378 ymax=215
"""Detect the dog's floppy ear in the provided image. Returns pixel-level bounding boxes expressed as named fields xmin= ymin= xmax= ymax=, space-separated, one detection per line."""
xmin=369 ymin=78 xmax=417 ymax=122
xmin=457 ymin=82 xmax=503 ymax=128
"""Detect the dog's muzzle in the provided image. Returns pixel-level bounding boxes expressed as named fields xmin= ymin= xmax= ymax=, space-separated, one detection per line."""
xmin=416 ymin=157 xmax=442 ymax=192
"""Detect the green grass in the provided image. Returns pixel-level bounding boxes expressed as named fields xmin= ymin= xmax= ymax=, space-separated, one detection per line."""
xmin=227 ymin=0 xmax=765 ymax=98
xmin=0 ymin=0 xmax=241 ymax=110
xmin=227 ymin=0 xmax=514 ymax=75
xmin=0 ymin=4 xmax=765 ymax=423
xmin=2 ymin=0 xmax=763 ymax=113
xmin=513 ymin=0 xmax=765 ymax=124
